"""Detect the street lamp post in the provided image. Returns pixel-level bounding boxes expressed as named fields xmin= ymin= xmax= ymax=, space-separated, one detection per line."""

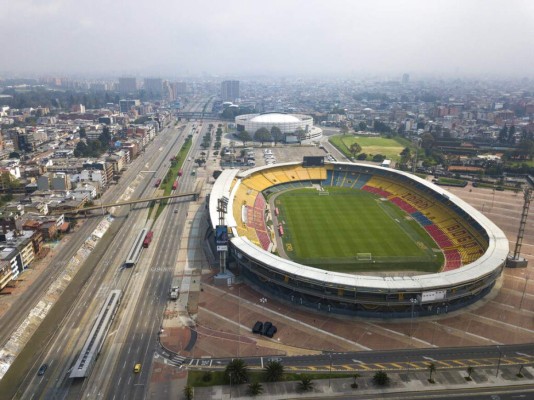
xmin=410 ymin=298 xmax=418 ymax=338
xmin=496 ymin=346 xmax=502 ymax=377
xmin=238 ymin=287 xmax=241 ymax=358
xmin=329 ymin=353 xmax=333 ymax=388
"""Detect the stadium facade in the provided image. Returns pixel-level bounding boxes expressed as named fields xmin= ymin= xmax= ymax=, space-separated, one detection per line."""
xmin=207 ymin=161 xmax=509 ymax=318
xmin=235 ymin=112 xmax=322 ymax=141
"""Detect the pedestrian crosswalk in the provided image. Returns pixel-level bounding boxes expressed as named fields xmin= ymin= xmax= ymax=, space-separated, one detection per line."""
xmin=169 ymin=355 xmax=187 ymax=366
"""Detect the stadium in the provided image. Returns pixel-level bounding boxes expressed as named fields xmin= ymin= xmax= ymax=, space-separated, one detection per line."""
xmin=235 ymin=112 xmax=322 ymax=142
xmin=208 ymin=160 xmax=509 ymax=318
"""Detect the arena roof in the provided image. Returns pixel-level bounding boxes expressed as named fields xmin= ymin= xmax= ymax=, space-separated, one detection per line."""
xmin=249 ymin=113 xmax=301 ymax=123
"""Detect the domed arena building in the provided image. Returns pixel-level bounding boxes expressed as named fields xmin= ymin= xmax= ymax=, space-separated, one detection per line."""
xmin=235 ymin=112 xmax=322 ymax=142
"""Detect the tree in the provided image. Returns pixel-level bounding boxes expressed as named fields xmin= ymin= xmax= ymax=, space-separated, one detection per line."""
xmin=357 ymin=153 xmax=367 ymax=160
xmin=298 ymin=375 xmax=314 ymax=392
xmin=351 ymin=373 xmax=361 ymax=389
xmin=224 ymin=359 xmax=249 ymax=385
xmin=372 ymin=154 xmax=386 ymax=162
xmin=74 ymin=141 xmax=88 ymax=157
xmin=420 ymin=133 xmax=435 ymax=156
xmin=254 ymin=127 xmax=271 ymax=144
xmin=8 ymin=151 xmax=20 ymax=159
xmin=247 ymin=382 xmax=263 ymax=397
xmin=270 ymin=126 xmax=284 ymax=144
xmin=79 ymin=127 xmax=86 ymax=138
xmin=508 ymin=125 xmax=516 ymax=144
xmin=237 ymin=130 xmax=251 ymax=146
xmin=349 ymin=142 xmax=362 ymax=158
xmin=372 ymin=371 xmax=390 ymax=386
xmin=358 ymin=122 xmax=367 ymax=131
xmin=183 ymin=385 xmax=193 ymax=400
xmin=202 ymin=371 xmax=212 ymax=382
xmin=466 ymin=366 xmax=474 ymax=381
xmin=340 ymin=123 xmax=349 ymax=135
xmin=373 ymin=120 xmax=391 ymax=134
xmin=499 ymin=125 xmax=508 ymax=144
xmin=295 ymin=128 xmax=307 ymax=143
xmin=400 ymin=147 xmax=411 ymax=157
xmin=264 ymin=360 xmax=284 ymax=382
xmin=428 ymin=362 xmax=436 ymax=383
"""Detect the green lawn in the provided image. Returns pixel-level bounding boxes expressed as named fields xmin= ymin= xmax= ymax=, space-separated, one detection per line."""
xmin=329 ymin=135 xmax=412 ymax=161
xmin=276 ymin=188 xmax=442 ymax=273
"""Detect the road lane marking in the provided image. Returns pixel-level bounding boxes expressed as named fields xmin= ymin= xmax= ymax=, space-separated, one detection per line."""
xmin=435 ymin=361 xmax=452 ymax=367
xmin=467 ymin=359 xmax=483 ymax=365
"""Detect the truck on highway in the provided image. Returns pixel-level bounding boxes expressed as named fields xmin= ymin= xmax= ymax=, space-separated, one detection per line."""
xmin=154 ymin=178 xmax=161 ymax=188
xmin=172 ymin=180 xmax=178 ymax=190
xmin=142 ymin=231 xmax=153 ymax=248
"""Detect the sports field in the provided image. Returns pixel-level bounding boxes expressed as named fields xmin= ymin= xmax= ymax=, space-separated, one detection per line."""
xmin=275 ymin=187 xmax=443 ymax=273
xmin=329 ymin=135 xmax=412 ymax=161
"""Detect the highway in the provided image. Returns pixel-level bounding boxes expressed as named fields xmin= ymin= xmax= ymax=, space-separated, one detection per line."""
xmin=99 ymin=124 xmax=207 ymax=400
xmin=14 ymin=97 xmax=213 ymax=399
xmin=17 ymin=121 xmax=189 ymax=399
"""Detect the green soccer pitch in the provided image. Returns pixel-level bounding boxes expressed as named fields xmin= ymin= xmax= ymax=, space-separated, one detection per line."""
xmin=274 ymin=187 xmax=444 ymax=273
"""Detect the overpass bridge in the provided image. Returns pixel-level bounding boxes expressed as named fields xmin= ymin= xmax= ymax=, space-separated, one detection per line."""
xmin=176 ymin=111 xmax=220 ymax=120
xmin=55 ymin=190 xmax=200 ymax=215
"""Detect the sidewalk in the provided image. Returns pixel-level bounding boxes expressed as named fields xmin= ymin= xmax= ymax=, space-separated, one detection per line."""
xmin=192 ymin=364 xmax=534 ymax=399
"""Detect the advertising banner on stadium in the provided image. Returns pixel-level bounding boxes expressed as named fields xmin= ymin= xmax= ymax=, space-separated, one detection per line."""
xmin=215 ymin=225 xmax=228 ymax=251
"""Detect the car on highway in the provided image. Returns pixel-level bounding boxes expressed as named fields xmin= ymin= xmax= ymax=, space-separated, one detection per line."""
xmin=134 ymin=363 xmax=142 ymax=373
xmin=37 ymin=363 xmax=48 ymax=376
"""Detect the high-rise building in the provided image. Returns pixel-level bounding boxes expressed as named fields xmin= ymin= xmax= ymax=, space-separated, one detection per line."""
xmin=221 ymin=80 xmax=240 ymax=102
xmin=143 ymin=78 xmax=163 ymax=98
xmin=118 ymin=77 xmax=137 ymax=95
xmin=402 ymin=73 xmax=410 ymax=84
xmin=173 ymin=81 xmax=187 ymax=95
xmin=119 ymin=99 xmax=140 ymax=113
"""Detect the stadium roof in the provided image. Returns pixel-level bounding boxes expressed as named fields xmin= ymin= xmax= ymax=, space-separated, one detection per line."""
xmin=250 ymin=113 xmax=300 ymax=123
xmin=217 ymin=161 xmax=509 ymax=292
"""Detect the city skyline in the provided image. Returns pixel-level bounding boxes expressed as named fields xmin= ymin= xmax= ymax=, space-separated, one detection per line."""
xmin=1 ymin=0 xmax=534 ymax=78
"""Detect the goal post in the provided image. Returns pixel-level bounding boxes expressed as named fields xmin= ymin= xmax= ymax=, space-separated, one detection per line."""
xmin=356 ymin=253 xmax=372 ymax=261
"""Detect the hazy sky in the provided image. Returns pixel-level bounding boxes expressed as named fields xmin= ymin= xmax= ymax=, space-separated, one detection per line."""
xmin=1 ymin=0 xmax=534 ymax=78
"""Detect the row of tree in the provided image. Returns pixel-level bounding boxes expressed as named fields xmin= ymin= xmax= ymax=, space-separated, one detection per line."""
xmin=183 ymin=359 xmax=402 ymax=399
xmin=235 ymin=126 xmax=307 ymax=146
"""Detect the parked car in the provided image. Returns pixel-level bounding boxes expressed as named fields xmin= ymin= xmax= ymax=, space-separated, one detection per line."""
xmin=252 ymin=321 xmax=263 ymax=334
xmin=265 ymin=325 xmax=277 ymax=338
xmin=262 ymin=321 xmax=273 ymax=335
